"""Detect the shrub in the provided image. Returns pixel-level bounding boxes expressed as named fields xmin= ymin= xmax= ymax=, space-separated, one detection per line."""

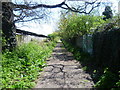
xmin=58 ymin=14 xmax=105 ymax=40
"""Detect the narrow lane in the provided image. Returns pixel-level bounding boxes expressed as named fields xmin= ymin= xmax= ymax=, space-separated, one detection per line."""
xmin=35 ymin=42 xmax=94 ymax=88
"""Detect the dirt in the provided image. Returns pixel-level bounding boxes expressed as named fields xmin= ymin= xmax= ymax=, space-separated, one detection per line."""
xmin=35 ymin=42 xmax=94 ymax=88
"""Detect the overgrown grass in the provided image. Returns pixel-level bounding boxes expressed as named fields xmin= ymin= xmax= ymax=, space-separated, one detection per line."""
xmin=1 ymin=40 xmax=57 ymax=88
xmin=62 ymin=40 xmax=120 ymax=89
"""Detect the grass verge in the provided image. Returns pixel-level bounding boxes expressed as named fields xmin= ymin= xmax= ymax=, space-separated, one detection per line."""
xmin=1 ymin=40 xmax=56 ymax=88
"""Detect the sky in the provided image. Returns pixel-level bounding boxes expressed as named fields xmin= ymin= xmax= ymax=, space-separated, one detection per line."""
xmin=12 ymin=0 xmax=119 ymax=35
xmin=13 ymin=0 xmax=63 ymax=35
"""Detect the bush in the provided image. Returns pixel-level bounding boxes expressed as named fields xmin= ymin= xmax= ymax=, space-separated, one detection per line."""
xmin=58 ymin=14 xmax=105 ymax=40
xmin=1 ymin=40 xmax=56 ymax=88
xmin=48 ymin=32 xmax=60 ymax=41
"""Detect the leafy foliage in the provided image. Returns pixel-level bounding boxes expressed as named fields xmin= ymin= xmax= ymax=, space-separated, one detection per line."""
xmin=1 ymin=40 xmax=56 ymax=88
xmin=1 ymin=30 xmax=7 ymax=48
xmin=59 ymin=13 xmax=120 ymax=89
xmin=95 ymin=68 xmax=119 ymax=88
xmin=58 ymin=14 xmax=105 ymax=39
xmin=48 ymin=32 xmax=60 ymax=41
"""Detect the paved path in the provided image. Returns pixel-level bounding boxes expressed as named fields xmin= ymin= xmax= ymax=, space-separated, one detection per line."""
xmin=35 ymin=42 xmax=94 ymax=88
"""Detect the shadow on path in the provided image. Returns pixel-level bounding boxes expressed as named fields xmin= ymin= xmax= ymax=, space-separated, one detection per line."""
xmin=35 ymin=42 xmax=94 ymax=88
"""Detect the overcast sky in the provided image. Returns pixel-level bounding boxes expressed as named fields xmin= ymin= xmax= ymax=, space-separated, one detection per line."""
xmin=13 ymin=0 xmax=119 ymax=35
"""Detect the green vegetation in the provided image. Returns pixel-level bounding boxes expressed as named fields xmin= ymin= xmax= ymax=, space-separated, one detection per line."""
xmin=1 ymin=31 xmax=7 ymax=48
xmin=59 ymin=13 xmax=119 ymax=89
xmin=58 ymin=14 xmax=105 ymax=39
xmin=62 ymin=40 xmax=119 ymax=88
xmin=62 ymin=40 xmax=92 ymax=70
xmin=58 ymin=13 xmax=119 ymax=40
xmin=1 ymin=39 xmax=57 ymax=88
xmin=48 ymin=32 xmax=60 ymax=41
xmin=1 ymin=9 xmax=119 ymax=89
xmin=95 ymin=68 xmax=119 ymax=88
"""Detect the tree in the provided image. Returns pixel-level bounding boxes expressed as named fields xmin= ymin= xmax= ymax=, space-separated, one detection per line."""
xmin=1 ymin=0 xmax=101 ymax=50
xmin=2 ymin=2 xmax=16 ymax=50
xmin=102 ymin=6 xmax=113 ymax=20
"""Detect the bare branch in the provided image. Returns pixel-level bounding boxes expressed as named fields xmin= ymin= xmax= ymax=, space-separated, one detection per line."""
xmin=61 ymin=1 xmax=101 ymax=14
xmin=7 ymin=0 xmax=101 ymax=23
xmin=12 ymin=0 xmax=100 ymax=14
xmin=13 ymin=1 xmax=65 ymax=9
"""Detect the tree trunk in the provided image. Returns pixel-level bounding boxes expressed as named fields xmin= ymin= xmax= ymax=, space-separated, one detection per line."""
xmin=2 ymin=2 xmax=16 ymax=51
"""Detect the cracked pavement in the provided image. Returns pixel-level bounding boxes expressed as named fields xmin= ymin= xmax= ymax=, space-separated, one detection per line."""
xmin=35 ymin=42 xmax=94 ymax=88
